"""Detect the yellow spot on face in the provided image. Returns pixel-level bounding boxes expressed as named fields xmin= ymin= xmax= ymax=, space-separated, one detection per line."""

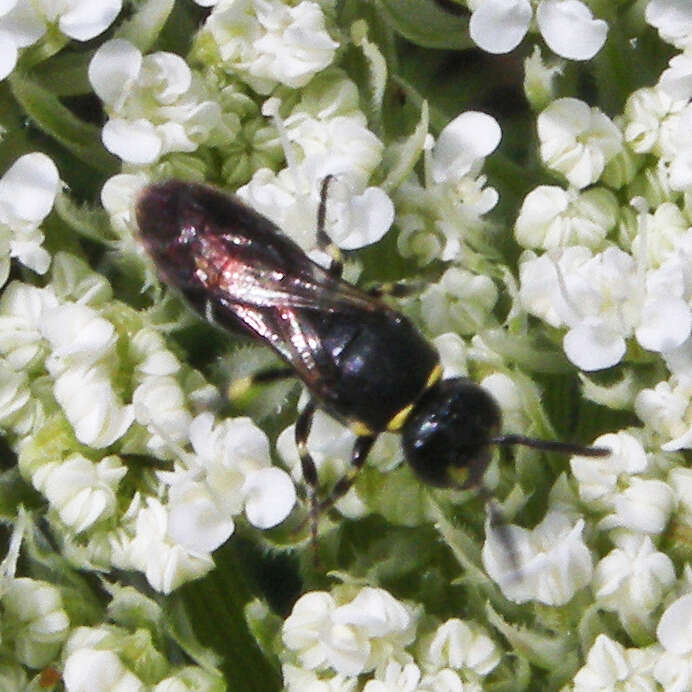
xmin=350 ymin=420 xmax=374 ymax=437
xmin=387 ymin=403 xmax=414 ymax=431
xmin=447 ymin=466 xmax=469 ymax=487
xmin=228 ymin=376 xmax=252 ymax=400
xmin=426 ymin=363 xmax=443 ymax=389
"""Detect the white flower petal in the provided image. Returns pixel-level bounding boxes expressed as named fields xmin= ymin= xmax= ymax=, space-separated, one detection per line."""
xmin=431 ymin=111 xmax=501 ymax=183
xmin=657 ymin=594 xmax=692 ymax=655
xmin=102 ymin=118 xmax=162 ymax=164
xmin=536 ymin=0 xmax=608 ymax=61
xmin=0 ymin=152 xmax=59 ymax=224
xmin=0 ymin=30 xmax=18 ymax=79
xmin=88 ymin=38 xmax=142 ymax=107
xmin=469 ymin=0 xmax=532 ymax=54
xmin=58 ymin=0 xmax=122 ymax=41
xmin=636 ymin=296 xmax=691 ymax=352
xmin=563 ymin=322 xmax=626 ymax=371
xmin=243 ymin=467 xmax=296 ymax=529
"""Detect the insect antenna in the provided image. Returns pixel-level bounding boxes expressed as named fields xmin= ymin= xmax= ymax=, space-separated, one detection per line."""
xmin=491 ymin=434 xmax=610 ymax=458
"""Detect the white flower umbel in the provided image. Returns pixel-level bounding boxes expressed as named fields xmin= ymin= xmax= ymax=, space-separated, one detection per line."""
xmin=592 ymin=532 xmax=676 ymax=635
xmin=468 ymin=0 xmax=607 ymax=61
xmin=162 ymin=412 xmax=296 ymax=554
xmin=0 ymin=0 xmax=122 ymax=79
xmin=282 ymin=586 xmax=418 ymax=677
xmin=482 ymin=510 xmax=593 ymax=605
xmin=203 ymin=0 xmax=338 ymax=94
xmin=88 ymin=39 xmax=221 ymax=164
xmin=654 ymin=593 xmax=692 ymax=691
xmin=63 ymin=647 xmax=144 ymax=692
xmin=573 ymin=634 xmax=660 ymax=692
xmin=537 ymin=98 xmax=622 ymax=189
xmin=571 ymin=431 xmax=673 ymax=535
xmin=0 ymin=153 xmax=59 ymax=285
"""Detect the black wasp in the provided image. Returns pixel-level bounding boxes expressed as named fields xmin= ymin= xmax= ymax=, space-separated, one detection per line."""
xmin=136 ymin=178 xmax=608 ymax=542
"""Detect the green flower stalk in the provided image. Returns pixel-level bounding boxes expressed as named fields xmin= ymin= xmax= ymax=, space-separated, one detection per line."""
xmin=0 ymin=0 xmax=691 ymax=690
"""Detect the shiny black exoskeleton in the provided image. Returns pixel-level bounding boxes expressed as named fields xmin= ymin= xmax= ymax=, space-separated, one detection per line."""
xmin=136 ymin=180 xmax=608 ymax=536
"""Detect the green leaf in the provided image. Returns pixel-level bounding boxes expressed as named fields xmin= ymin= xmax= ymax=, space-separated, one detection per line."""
xmin=8 ymin=72 xmax=118 ymax=175
xmin=376 ymin=0 xmax=472 ymax=50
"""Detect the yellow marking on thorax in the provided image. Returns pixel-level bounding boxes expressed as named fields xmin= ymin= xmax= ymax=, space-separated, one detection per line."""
xmin=426 ymin=363 xmax=443 ymax=388
xmin=386 ymin=403 xmax=414 ymax=431
xmin=386 ymin=363 xmax=444 ymax=432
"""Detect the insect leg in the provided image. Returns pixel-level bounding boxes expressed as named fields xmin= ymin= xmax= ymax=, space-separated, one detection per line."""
xmin=294 ymin=399 xmax=320 ymax=543
xmin=227 ymin=366 xmax=295 ymax=400
xmin=366 ymin=280 xmax=424 ymax=299
xmin=316 ymin=435 xmax=376 ymax=514
xmin=316 ymin=174 xmax=344 ymax=278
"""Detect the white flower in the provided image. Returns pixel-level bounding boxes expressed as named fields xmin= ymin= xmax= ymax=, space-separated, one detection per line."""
xmin=282 ymin=587 xmax=417 ymax=676
xmin=623 ymin=86 xmax=687 ymax=153
xmin=419 ymin=267 xmax=498 ymax=337
xmin=468 ymin=0 xmax=607 ymax=60
xmin=519 ymin=246 xmax=639 ymax=370
xmin=422 ymin=618 xmax=500 ymax=676
xmin=482 ymin=511 xmax=593 ymax=605
xmin=204 ymin=0 xmax=338 ymax=93
xmin=570 ymin=432 xmax=648 ymax=507
xmin=0 ymin=0 xmax=121 ymax=80
xmin=130 ymin=328 xmax=181 ymax=377
xmin=163 ymin=413 xmax=295 ymax=553
xmin=515 ymin=185 xmax=617 ymax=250
xmin=0 ymin=360 xmax=34 ymax=434
xmin=573 ymin=634 xmax=659 ymax=692
xmin=132 ymin=375 xmax=191 ymax=451
xmin=282 ymin=664 xmax=358 ymax=692
xmin=433 ymin=333 xmax=469 ymax=378
xmin=571 ymin=432 xmax=673 ymax=534
xmin=646 ymin=0 xmax=692 ymax=50
xmin=659 ymin=54 xmax=692 ymax=101
xmin=238 ymin=90 xmax=391 ymax=253
xmin=41 ymin=303 xmax=117 ymax=375
xmin=31 ymin=454 xmax=127 ymax=533
xmin=537 ymin=98 xmax=622 ymax=189
xmin=88 ymin=39 xmax=221 ymax=164
xmin=53 ymin=363 xmax=134 ymax=448
xmin=635 ymin=379 xmax=692 ymax=450
xmin=362 ymin=661 xmax=422 ymax=692
xmin=63 ymin=648 xmax=144 ymax=692
xmin=668 ymin=467 xmax=692 ymax=525
xmin=592 ymin=533 xmax=675 ymax=630
xmin=124 ymin=497 xmax=215 ymax=593
xmin=654 ymin=593 xmax=692 ymax=691
xmin=2 ymin=578 xmax=69 ymax=668
xmin=0 ymin=282 xmax=57 ymax=370
xmin=430 ymin=111 xmax=501 ymax=184
xmin=0 ymin=153 xmax=58 ymax=283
